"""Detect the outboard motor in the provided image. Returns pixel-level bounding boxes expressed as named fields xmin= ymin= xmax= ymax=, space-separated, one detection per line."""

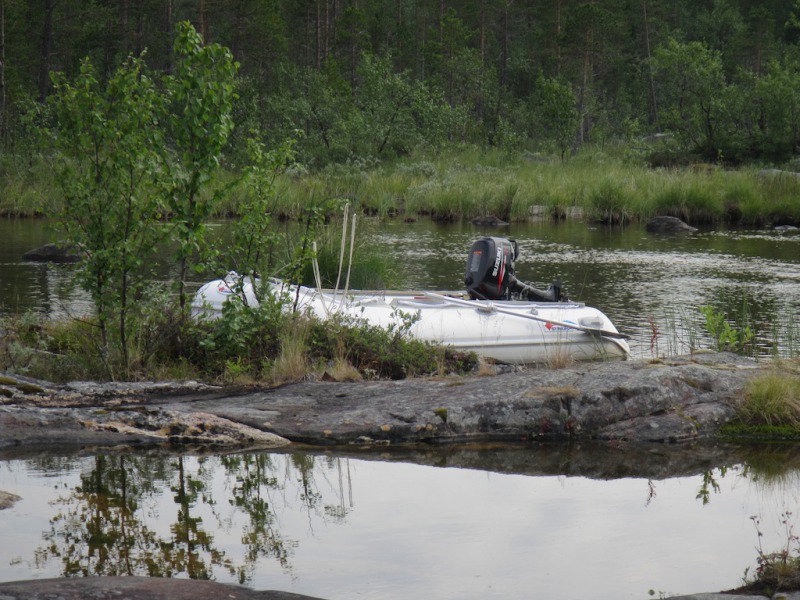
xmin=464 ymin=237 xmax=518 ymax=300
xmin=464 ymin=237 xmax=566 ymax=302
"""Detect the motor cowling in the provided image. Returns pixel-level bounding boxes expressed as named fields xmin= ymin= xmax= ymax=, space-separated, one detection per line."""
xmin=464 ymin=237 xmax=567 ymax=302
xmin=464 ymin=237 xmax=519 ymax=300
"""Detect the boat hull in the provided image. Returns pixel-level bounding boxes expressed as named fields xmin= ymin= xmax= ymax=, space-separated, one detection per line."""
xmin=192 ymin=277 xmax=630 ymax=364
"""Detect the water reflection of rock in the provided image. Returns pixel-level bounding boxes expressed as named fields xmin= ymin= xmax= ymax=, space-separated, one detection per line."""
xmin=22 ymin=243 xmax=83 ymax=263
xmin=298 ymin=441 xmax=800 ymax=482
xmin=0 ymin=490 xmax=21 ymax=509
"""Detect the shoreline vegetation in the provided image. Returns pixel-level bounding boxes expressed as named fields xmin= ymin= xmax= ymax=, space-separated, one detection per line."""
xmin=5 ymin=155 xmax=800 ymax=600
xmin=2 ymin=141 xmax=800 ymax=402
xmin=4 ymin=145 xmax=800 ymax=227
xmin=3 ymin=3 xmax=800 ymax=595
xmin=0 ymin=14 xmax=797 ymax=446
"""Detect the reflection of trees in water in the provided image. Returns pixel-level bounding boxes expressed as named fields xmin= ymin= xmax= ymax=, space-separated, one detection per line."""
xmin=221 ymin=453 xmax=291 ymax=584
xmin=696 ymin=466 xmax=731 ymax=505
xmin=293 ymin=454 xmax=353 ymax=528
xmin=33 ymin=452 xmax=352 ymax=583
xmin=166 ymin=456 xmax=234 ymax=579
xmin=36 ymin=454 xmax=171 ymax=576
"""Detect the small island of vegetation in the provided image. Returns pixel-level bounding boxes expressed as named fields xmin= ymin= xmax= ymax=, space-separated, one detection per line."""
xmin=0 ymin=1 xmax=798 ymax=396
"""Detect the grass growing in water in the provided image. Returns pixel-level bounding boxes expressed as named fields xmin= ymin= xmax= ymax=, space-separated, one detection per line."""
xmin=736 ymin=512 xmax=800 ymax=596
xmin=701 ymin=303 xmax=755 ymax=356
xmin=6 ymin=145 xmax=800 ymax=225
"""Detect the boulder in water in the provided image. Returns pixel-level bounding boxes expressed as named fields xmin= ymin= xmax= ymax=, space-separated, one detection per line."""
xmin=22 ymin=243 xmax=82 ymax=263
xmin=645 ymin=216 xmax=697 ymax=234
xmin=470 ymin=214 xmax=509 ymax=227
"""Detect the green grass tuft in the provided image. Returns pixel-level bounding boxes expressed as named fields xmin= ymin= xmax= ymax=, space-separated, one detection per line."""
xmin=734 ymin=370 xmax=800 ymax=431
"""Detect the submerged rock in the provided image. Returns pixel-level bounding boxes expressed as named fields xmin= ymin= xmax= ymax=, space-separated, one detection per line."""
xmin=470 ymin=214 xmax=509 ymax=227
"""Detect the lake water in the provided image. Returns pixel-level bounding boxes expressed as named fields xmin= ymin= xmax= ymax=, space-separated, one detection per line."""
xmin=1 ymin=217 xmax=800 ymax=598
xmin=1 ymin=217 xmax=799 ymax=358
xmin=2 ymin=444 xmax=800 ymax=599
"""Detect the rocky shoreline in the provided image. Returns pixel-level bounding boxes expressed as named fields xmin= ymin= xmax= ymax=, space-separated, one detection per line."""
xmin=0 ymin=353 xmax=794 ymax=600
xmin=0 ymin=577 xmax=326 ymax=600
xmin=0 ymin=352 xmax=766 ymax=453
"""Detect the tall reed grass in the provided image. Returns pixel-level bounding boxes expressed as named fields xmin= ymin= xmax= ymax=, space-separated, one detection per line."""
xmin=0 ymin=158 xmax=57 ymax=216
xmin=640 ymin=294 xmax=798 ymax=361
xmin=261 ymin=147 xmax=800 ymax=226
xmin=4 ymin=145 xmax=800 ymax=225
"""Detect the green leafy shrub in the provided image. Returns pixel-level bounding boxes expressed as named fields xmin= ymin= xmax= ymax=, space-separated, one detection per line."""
xmin=186 ymin=292 xmax=286 ymax=377
xmin=701 ymin=304 xmax=754 ymax=355
xmin=0 ymin=313 xmax=118 ymax=382
xmin=307 ymin=313 xmax=477 ymax=380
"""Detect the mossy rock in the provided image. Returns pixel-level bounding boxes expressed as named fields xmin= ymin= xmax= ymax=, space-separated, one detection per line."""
xmin=0 ymin=376 xmax=45 ymax=394
xmin=14 ymin=382 xmax=45 ymax=394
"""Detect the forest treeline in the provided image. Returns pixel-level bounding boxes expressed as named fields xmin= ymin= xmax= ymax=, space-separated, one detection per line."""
xmin=3 ymin=0 xmax=800 ymax=166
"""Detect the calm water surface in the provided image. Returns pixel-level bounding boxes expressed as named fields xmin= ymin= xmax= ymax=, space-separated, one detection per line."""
xmin=2 ymin=217 xmax=800 ymax=599
xmin=365 ymin=219 xmax=800 ymax=358
xmin=2 ymin=445 xmax=800 ymax=599
xmin=2 ymin=218 xmax=798 ymax=357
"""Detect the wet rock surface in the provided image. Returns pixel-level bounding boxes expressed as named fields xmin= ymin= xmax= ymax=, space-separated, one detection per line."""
xmin=193 ymin=353 xmax=758 ymax=446
xmin=0 ymin=353 xmax=764 ymax=452
xmin=0 ymin=377 xmax=290 ymax=450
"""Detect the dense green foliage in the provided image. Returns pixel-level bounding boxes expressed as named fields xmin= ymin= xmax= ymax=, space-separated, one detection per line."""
xmin=2 ymin=19 xmax=474 ymax=382
xmin=0 ymin=300 xmax=478 ymax=383
xmin=3 ymin=1 xmax=800 ymax=383
xmin=47 ymin=54 xmax=164 ymax=372
xmin=163 ymin=21 xmax=239 ymax=309
xmin=42 ymin=22 xmax=240 ymax=377
xmin=5 ymin=1 xmax=800 ymax=165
